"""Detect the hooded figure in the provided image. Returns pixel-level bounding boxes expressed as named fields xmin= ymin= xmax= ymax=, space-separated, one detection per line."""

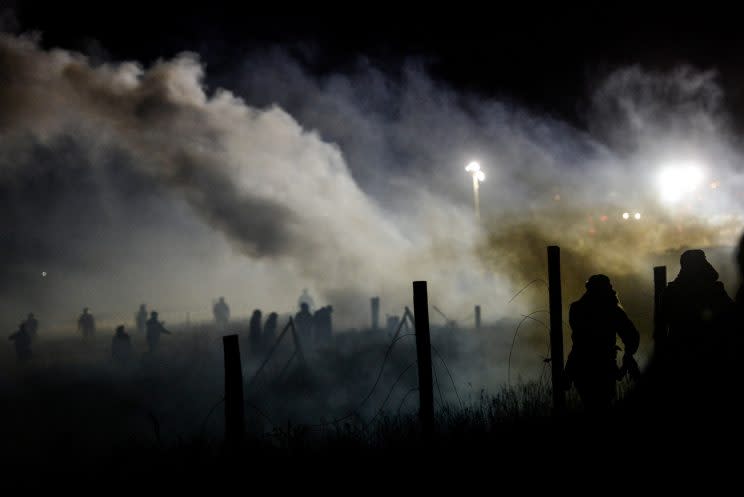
xmin=566 ymin=274 xmax=640 ymax=411
xmin=662 ymin=249 xmax=734 ymax=365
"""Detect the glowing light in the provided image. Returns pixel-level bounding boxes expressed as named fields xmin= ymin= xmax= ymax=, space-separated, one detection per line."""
xmin=622 ymin=212 xmax=630 ymax=220
xmin=634 ymin=212 xmax=641 ymax=220
xmin=465 ymin=161 xmax=481 ymax=173
xmin=41 ymin=271 xmax=46 ymax=277
xmin=658 ymin=164 xmax=704 ymax=203
xmin=465 ymin=161 xmax=485 ymax=220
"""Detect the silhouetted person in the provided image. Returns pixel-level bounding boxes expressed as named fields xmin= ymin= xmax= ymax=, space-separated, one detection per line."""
xmin=641 ymin=248 xmax=737 ymax=433
xmin=135 ymin=304 xmax=148 ymax=334
xmin=661 ymin=249 xmax=733 ymax=373
xmin=24 ymin=313 xmax=38 ymax=342
xmin=145 ymin=311 xmax=170 ymax=353
xmin=249 ymin=309 xmax=262 ymax=353
xmin=9 ymin=323 xmax=32 ymax=361
xmin=727 ymin=233 xmax=744 ymax=406
xmin=737 ymin=233 xmax=744 ymax=308
xmin=298 ymin=289 xmax=315 ymax=314
xmin=78 ymin=308 xmax=95 ymax=340
xmin=735 ymin=234 xmax=744 ymax=352
xmin=313 ymin=306 xmax=333 ymax=344
xmin=112 ymin=325 xmax=131 ymax=362
xmin=294 ymin=302 xmax=314 ymax=347
xmin=263 ymin=312 xmax=278 ymax=350
xmin=566 ymin=274 xmax=640 ymax=412
xmin=213 ymin=296 xmax=230 ymax=331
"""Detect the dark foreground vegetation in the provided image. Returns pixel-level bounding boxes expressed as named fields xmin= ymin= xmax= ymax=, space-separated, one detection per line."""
xmin=2 ymin=321 xmax=742 ymax=484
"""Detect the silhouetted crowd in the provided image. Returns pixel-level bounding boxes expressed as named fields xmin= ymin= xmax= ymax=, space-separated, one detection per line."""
xmin=8 ymin=289 xmax=334 ymax=365
xmin=9 ymin=238 xmax=744 ymax=430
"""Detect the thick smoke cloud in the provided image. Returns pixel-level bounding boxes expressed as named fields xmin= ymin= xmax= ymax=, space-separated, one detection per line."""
xmin=0 ymin=33 xmax=493 ymax=332
xmin=232 ymin=50 xmax=744 ymax=341
xmin=1 ymin=30 xmax=742 ymax=355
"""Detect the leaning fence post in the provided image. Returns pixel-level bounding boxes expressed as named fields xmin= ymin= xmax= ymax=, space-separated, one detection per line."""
xmin=547 ymin=246 xmax=566 ymax=415
xmin=412 ymin=281 xmax=434 ymax=437
xmin=223 ymin=334 xmax=245 ymax=452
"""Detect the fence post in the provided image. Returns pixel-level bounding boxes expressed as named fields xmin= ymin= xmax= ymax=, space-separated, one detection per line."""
xmin=653 ymin=266 xmax=668 ymax=352
xmin=412 ymin=281 xmax=434 ymax=437
xmin=223 ymin=334 xmax=245 ymax=452
xmin=371 ymin=297 xmax=380 ymax=331
xmin=547 ymin=246 xmax=566 ymax=415
xmin=474 ymin=305 xmax=481 ymax=330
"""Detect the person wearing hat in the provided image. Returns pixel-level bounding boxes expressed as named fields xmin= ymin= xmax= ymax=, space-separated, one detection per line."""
xmin=661 ymin=250 xmax=734 ymax=392
xmin=566 ymin=274 xmax=640 ymax=412
xmin=662 ymin=249 xmax=733 ymax=363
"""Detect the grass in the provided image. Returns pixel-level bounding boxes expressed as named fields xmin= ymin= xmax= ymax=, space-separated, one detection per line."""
xmin=3 ymin=321 xmax=741 ymax=479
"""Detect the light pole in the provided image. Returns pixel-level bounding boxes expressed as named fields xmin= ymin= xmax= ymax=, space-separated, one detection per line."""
xmin=465 ymin=161 xmax=485 ymax=220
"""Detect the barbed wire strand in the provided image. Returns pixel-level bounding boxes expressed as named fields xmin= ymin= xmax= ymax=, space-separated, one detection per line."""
xmin=431 ymin=344 xmax=464 ymax=410
xmin=507 ymin=279 xmax=548 ymax=304
xmin=507 ymin=310 xmax=549 ymax=386
xmin=366 ymin=361 xmax=418 ymax=427
xmin=397 ymin=387 xmax=419 ymax=416
xmin=302 ymin=333 xmax=416 ymax=428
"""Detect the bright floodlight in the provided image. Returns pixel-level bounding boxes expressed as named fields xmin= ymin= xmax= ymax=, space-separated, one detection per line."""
xmin=634 ymin=212 xmax=641 ymax=220
xmin=658 ymin=163 xmax=704 ymax=203
xmin=465 ymin=161 xmax=481 ymax=173
xmin=466 ymin=161 xmax=484 ymax=220
xmin=622 ymin=212 xmax=630 ymax=220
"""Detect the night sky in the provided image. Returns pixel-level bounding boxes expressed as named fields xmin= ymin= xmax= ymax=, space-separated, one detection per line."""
xmin=12 ymin=4 xmax=744 ymax=128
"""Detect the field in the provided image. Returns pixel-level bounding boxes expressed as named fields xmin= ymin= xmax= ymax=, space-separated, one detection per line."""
xmin=1 ymin=316 xmax=737 ymax=481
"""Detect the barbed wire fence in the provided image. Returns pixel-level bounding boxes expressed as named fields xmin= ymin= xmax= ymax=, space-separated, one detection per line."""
xmin=203 ymin=276 xmax=560 ymax=444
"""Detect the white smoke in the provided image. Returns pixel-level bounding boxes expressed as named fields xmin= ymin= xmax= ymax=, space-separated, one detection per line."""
xmin=1 ymin=31 xmax=742 ymax=340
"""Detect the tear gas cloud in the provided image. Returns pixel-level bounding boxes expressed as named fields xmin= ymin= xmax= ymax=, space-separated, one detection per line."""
xmin=1 ymin=30 xmax=743 ymax=345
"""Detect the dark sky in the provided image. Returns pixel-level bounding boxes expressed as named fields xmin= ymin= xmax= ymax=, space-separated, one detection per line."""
xmin=9 ymin=3 xmax=744 ymax=128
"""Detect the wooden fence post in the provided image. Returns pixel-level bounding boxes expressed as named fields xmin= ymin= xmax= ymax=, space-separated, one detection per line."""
xmin=653 ymin=266 xmax=668 ymax=352
xmin=223 ymin=334 xmax=245 ymax=452
xmin=547 ymin=246 xmax=566 ymax=415
xmin=413 ymin=281 xmax=434 ymax=437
